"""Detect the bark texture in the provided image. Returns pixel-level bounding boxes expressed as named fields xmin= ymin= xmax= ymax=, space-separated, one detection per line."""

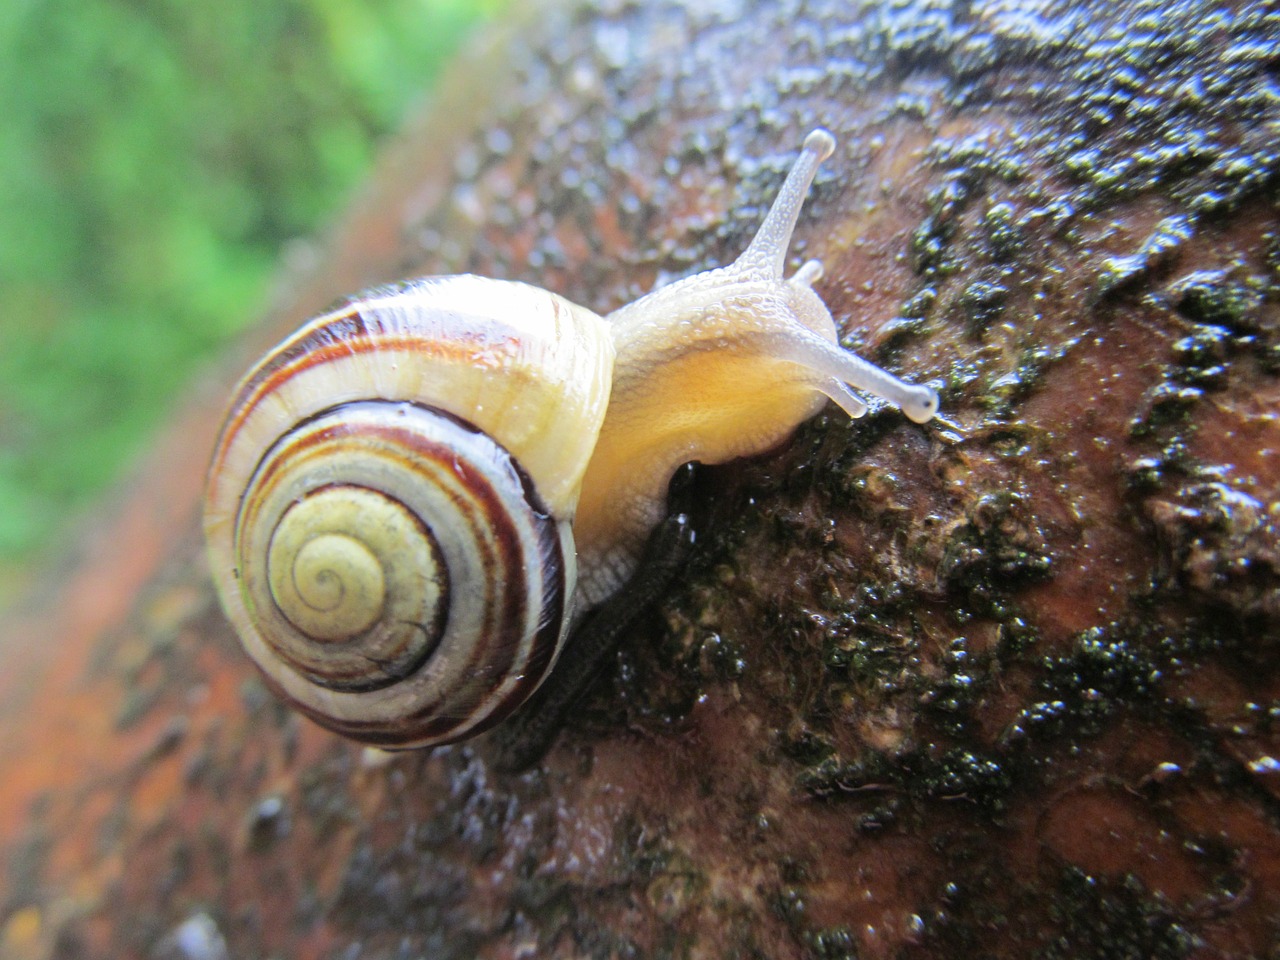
xmin=2 ymin=1 xmax=1279 ymax=958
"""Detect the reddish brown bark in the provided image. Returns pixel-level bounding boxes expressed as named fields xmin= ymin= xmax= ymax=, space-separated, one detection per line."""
xmin=3 ymin=1 xmax=1279 ymax=958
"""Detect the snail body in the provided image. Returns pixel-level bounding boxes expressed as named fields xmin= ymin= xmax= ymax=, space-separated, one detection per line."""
xmin=205 ymin=130 xmax=938 ymax=749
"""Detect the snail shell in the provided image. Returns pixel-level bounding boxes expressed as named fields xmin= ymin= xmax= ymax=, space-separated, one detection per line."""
xmin=205 ymin=130 xmax=938 ymax=748
xmin=205 ymin=279 xmax=611 ymax=745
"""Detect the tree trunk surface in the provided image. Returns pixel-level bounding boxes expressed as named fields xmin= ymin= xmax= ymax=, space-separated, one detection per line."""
xmin=2 ymin=1 xmax=1279 ymax=958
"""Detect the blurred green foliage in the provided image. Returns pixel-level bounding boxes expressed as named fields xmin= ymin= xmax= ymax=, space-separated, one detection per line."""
xmin=0 ymin=0 xmax=502 ymax=582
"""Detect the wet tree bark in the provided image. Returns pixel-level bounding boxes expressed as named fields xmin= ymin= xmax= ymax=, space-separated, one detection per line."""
xmin=2 ymin=1 xmax=1279 ymax=958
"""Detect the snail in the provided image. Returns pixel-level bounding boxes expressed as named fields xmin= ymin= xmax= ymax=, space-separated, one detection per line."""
xmin=204 ymin=129 xmax=939 ymax=751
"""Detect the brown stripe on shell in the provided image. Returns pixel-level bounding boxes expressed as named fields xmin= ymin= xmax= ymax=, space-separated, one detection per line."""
xmin=226 ymin=285 xmax=500 ymax=407
xmin=235 ymin=401 xmax=568 ymax=747
xmin=290 ymin=508 xmax=563 ymax=749
xmin=346 ymin=417 xmax=561 ymax=744
xmin=211 ymin=288 xmax=536 ymax=476
xmin=387 ymin=468 xmax=565 ymax=746
xmin=239 ymin=406 xmax=527 ymax=698
xmin=263 ymin=484 xmax=450 ymax=690
xmin=213 ymin=328 xmax=505 ymax=478
xmin=284 ymin=430 xmax=566 ymax=749
xmin=358 ymin=413 xmax=535 ymax=710
xmin=458 ymin=478 xmax=566 ymax=738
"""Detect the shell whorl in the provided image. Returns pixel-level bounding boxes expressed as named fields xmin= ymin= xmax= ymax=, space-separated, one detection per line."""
xmin=226 ymin=401 xmax=573 ymax=746
xmin=204 ymin=276 xmax=612 ymax=747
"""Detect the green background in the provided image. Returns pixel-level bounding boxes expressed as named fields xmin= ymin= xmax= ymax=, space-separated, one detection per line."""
xmin=0 ymin=0 xmax=501 ymax=601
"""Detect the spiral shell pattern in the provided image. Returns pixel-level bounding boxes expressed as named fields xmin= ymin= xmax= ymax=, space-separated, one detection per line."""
xmin=204 ymin=276 xmax=612 ymax=747
xmin=222 ymin=401 xmax=572 ymax=746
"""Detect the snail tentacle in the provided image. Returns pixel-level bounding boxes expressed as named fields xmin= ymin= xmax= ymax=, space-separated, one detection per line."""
xmin=736 ymin=128 xmax=837 ymax=279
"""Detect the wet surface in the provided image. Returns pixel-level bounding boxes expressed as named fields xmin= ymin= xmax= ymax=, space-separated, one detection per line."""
xmin=1 ymin=0 xmax=1278 ymax=957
